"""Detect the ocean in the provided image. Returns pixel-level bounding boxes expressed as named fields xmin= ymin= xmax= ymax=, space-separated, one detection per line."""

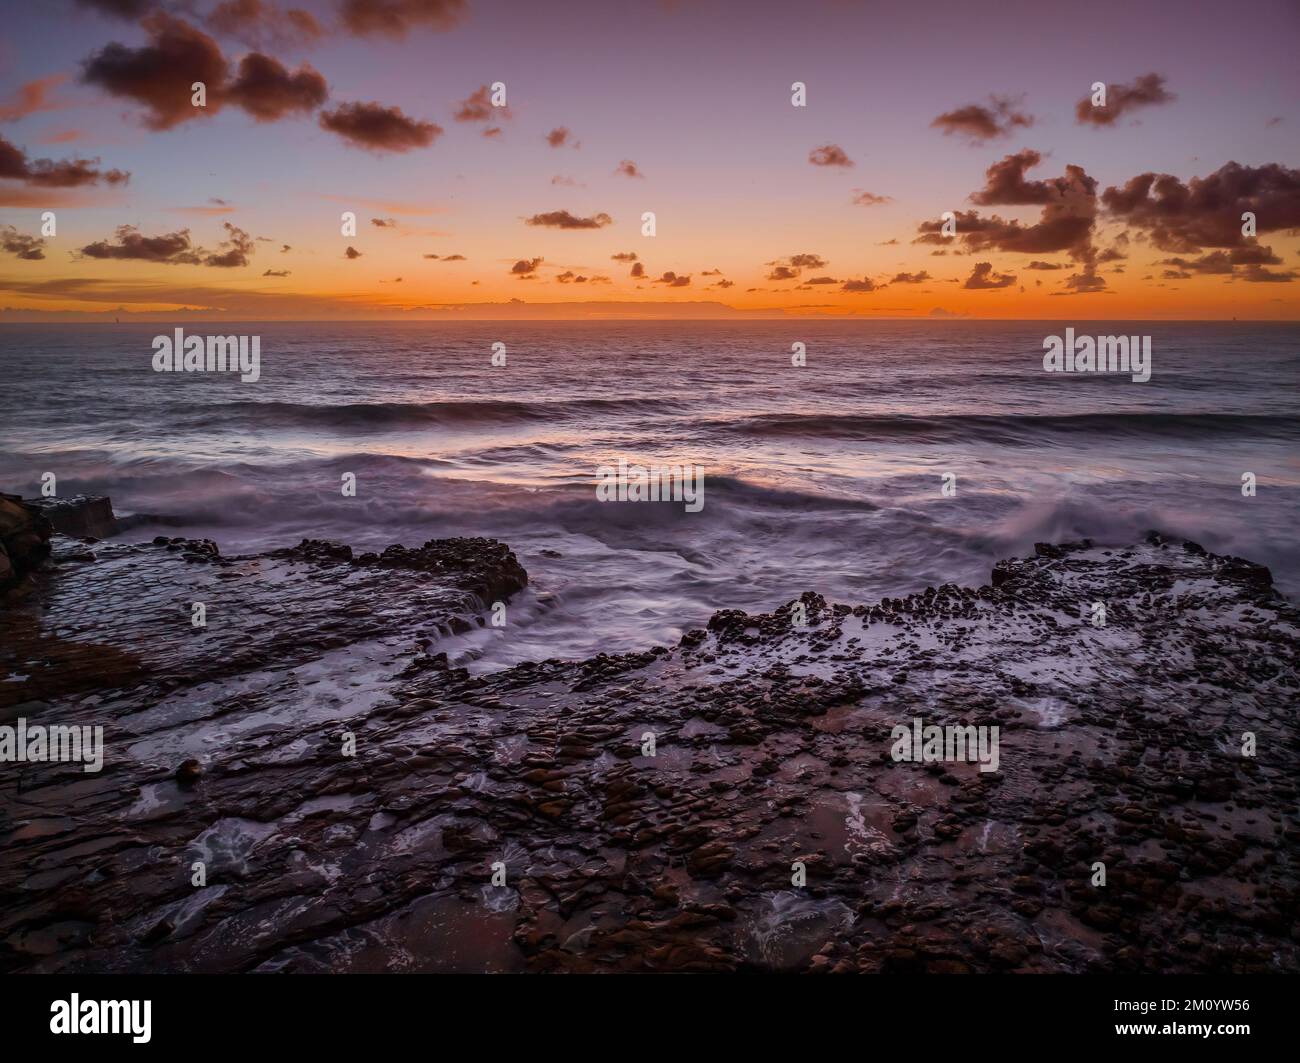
xmin=2 ymin=320 xmax=1297 ymax=671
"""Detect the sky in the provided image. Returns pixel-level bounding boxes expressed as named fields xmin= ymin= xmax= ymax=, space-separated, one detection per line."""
xmin=0 ymin=0 xmax=1297 ymax=320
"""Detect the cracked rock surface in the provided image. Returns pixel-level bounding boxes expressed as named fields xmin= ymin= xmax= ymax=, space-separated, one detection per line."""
xmin=1 ymin=531 xmax=1296 ymax=974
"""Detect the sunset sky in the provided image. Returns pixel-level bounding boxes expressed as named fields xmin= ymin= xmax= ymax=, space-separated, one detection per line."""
xmin=1 ymin=0 xmax=1297 ymax=320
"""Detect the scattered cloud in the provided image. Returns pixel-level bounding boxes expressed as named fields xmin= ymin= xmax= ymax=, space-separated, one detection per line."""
xmin=0 ymin=133 xmax=130 ymax=188
xmin=79 ymin=225 xmax=202 ymax=264
xmin=963 ymin=261 xmax=1016 ymax=289
xmin=225 ymin=52 xmax=327 ymax=121
xmin=915 ymin=149 xmax=1103 ymax=292
xmin=931 ymin=96 xmax=1033 ymax=143
xmin=851 ymin=190 xmax=890 ymax=206
xmin=203 ymin=222 xmax=255 ymax=267
xmin=319 ymin=101 xmax=442 ymax=152
xmin=1076 ymin=73 xmax=1174 ymax=127
xmin=73 ymin=0 xmax=151 ymax=18
xmin=455 ymin=84 xmax=509 ymax=122
xmin=206 ymin=0 xmax=325 ymax=50
xmin=1 ymin=226 xmax=46 ymax=261
xmin=809 ymin=144 xmax=853 ymax=168
xmin=81 ymin=14 xmax=231 ymax=130
xmin=1103 ymin=161 xmax=1300 ymax=252
xmin=339 ymin=0 xmax=468 ymax=38
xmin=614 ymin=159 xmax=644 ymax=178
xmin=524 ymin=210 xmax=612 ymax=230
xmin=546 ymin=127 xmax=578 ymax=148
xmin=0 ymin=75 xmax=69 ymax=122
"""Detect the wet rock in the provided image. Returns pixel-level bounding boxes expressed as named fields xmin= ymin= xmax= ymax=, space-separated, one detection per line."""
xmin=0 ymin=533 xmax=1295 ymax=975
xmin=0 ymin=492 xmax=52 ymax=592
xmin=26 ymin=495 xmax=118 ymax=539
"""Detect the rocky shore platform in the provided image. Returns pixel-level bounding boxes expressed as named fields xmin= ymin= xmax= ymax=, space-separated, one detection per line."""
xmin=1 ymin=498 xmax=1297 ymax=973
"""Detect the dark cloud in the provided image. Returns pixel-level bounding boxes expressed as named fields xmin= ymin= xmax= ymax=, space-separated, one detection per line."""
xmin=931 ymin=96 xmax=1032 ymax=143
xmin=203 ymin=222 xmax=254 ymax=267
xmin=262 ymin=268 xmax=290 ymax=276
xmin=630 ymin=262 xmax=645 ymax=278
xmin=1024 ymin=260 xmax=1064 ymax=270
xmin=0 ymin=134 xmax=130 ymax=188
xmin=511 ymin=257 xmax=543 ymax=275
xmin=1241 ymin=264 xmax=1297 ymax=282
xmin=206 ymin=0 xmax=324 ymax=49
xmin=1076 ymin=73 xmax=1174 ymax=127
xmin=841 ymin=278 xmax=877 ymax=292
xmin=524 ymin=210 xmax=612 ymax=230
xmin=1062 ymin=269 xmax=1106 ymax=293
xmin=73 ymin=0 xmax=150 ymax=17
xmin=809 ymin=144 xmax=853 ymax=168
xmin=371 ymin=217 xmax=396 ymax=227
xmin=340 ymin=0 xmax=468 ymax=38
xmin=1 ymin=226 xmax=45 ymax=261
xmin=890 ymin=271 xmax=931 ymax=283
xmin=614 ymin=159 xmax=644 ymax=178
xmin=319 ymin=101 xmax=442 ymax=152
xmin=81 ymin=14 xmax=230 ymax=131
xmin=963 ymin=262 xmax=1016 ymax=289
xmin=804 ymin=276 xmax=838 ymax=285
xmin=763 ymin=253 xmax=826 ymax=282
xmin=653 ymin=271 xmax=690 ymax=286
xmin=77 ymin=221 xmax=255 ymax=268
xmin=546 ymin=127 xmax=575 ymax=148
xmin=611 ymin=251 xmax=637 ymax=262
xmin=1102 ymin=161 xmax=1300 ymax=252
xmin=915 ymin=149 xmax=1102 ymax=292
xmin=79 ymin=225 xmax=202 ymax=264
xmin=344 ymin=245 xmax=362 ymax=258
xmin=1159 ymin=245 xmax=1292 ymax=283
xmin=225 ymin=52 xmax=327 ymax=121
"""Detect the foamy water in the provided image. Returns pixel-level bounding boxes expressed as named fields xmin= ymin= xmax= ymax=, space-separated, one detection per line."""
xmin=2 ymin=320 xmax=1297 ymax=670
